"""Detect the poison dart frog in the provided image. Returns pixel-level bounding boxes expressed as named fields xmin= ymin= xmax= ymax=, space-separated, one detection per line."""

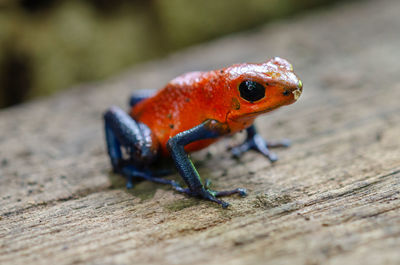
xmin=104 ymin=57 xmax=303 ymax=208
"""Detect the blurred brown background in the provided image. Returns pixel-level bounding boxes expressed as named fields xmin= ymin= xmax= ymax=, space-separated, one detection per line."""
xmin=0 ymin=0 xmax=341 ymax=108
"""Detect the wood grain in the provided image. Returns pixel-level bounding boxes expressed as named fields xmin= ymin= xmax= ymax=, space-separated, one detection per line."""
xmin=1 ymin=0 xmax=399 ymax=264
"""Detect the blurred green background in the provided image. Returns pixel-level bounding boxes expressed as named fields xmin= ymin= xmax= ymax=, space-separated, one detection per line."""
xmin=0 ymin=0 xmax=340 ymax=109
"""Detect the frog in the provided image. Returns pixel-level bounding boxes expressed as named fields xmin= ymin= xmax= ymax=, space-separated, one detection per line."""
xmin=104 ymin=57 xmax=303 ymax=208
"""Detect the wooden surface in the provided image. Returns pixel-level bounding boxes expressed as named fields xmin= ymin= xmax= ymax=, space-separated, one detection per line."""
xmin=1 ymin=0 xmax=400 ymax=264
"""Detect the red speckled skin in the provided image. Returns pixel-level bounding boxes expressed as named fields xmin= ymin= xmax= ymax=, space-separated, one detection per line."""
xmin=131 ymin=57 xmax=302 ymax=156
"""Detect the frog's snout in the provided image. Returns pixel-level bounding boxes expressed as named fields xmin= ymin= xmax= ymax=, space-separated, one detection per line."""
xmin=292 ymin=79 xmax=303 ymax=100
xmin=282 ymin=79 xmax=302 ymax=101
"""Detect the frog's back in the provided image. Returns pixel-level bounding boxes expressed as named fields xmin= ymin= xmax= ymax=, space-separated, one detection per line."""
xmin=131 ymin=71 xmax=227 ymax=155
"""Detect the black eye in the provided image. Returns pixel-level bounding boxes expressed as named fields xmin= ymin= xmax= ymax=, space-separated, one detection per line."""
xmin=238 ymin=80 xmax=265 ymax=102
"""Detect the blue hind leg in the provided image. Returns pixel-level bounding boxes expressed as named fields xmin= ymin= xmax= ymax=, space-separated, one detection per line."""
xmin=104 ymin=106 xmax=182 ymax=190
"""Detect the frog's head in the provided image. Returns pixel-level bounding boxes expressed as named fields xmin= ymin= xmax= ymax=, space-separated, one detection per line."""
xmin=225 ymin=57 xmax=302 ymax=124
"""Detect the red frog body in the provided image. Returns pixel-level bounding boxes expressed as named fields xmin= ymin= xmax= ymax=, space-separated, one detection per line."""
xmin=104 ymin=57 xmax=302 ymax=207
xmin=131 ymin=57 xmax=302 ymax=155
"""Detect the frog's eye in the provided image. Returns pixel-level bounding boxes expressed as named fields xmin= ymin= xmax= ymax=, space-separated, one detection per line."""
xmin=238 ymin=80 xmax=265 ymax=102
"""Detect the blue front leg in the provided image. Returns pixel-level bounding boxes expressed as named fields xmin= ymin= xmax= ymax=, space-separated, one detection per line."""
xmin=167 ymin=120 xmax=247 ymax=208
xmin=230 ymin=125 xmax=291 ymax=162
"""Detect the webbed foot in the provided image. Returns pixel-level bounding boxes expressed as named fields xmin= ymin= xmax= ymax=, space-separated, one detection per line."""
xmin=182 ymin=179 xmax=247 ymax=208
xmin=168 ymin=179 xmax=247 ymax=208
xmin=230 ymin=135 xmax=290 ymax=162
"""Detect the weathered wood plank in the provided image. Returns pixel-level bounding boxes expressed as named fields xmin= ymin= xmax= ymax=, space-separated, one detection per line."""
xmin=1 ymin=0 xmax=400 ymax=264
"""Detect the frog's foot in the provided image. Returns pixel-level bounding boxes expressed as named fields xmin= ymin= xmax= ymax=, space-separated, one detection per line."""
xmin=182 ymin=179 xmax=247 ymax=208
xmin=185 ymin=188 xmax=231 ymax=208
xmin=170 ymin=179 xmax=246 ymax=208
xmin=120 ymin=165 xmax=244 ymax=208
xmin=230 ymin=134 xmax=291 ymax=162
xmin=204 ymin=179 xmax=247 ymax=197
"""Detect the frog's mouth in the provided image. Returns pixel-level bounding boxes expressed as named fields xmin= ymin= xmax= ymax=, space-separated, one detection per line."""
xmin=293 ymin=79 xmax=303 ymax=100
xmin=227 ymin=105 xmax=281 ymax=122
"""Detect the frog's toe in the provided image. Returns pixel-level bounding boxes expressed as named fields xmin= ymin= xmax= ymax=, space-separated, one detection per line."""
xmin=221 ymin=201 xmax=230 ymax=208
xmin=237 ymin=188 xmax=248 ymax=197
xmin=229 ymin=143 xmax=251 ymax=158
xmin=266 ymin=152 xmax=278 ymax=163
xmin=213 ymin=187 xmax=248 ymax=198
